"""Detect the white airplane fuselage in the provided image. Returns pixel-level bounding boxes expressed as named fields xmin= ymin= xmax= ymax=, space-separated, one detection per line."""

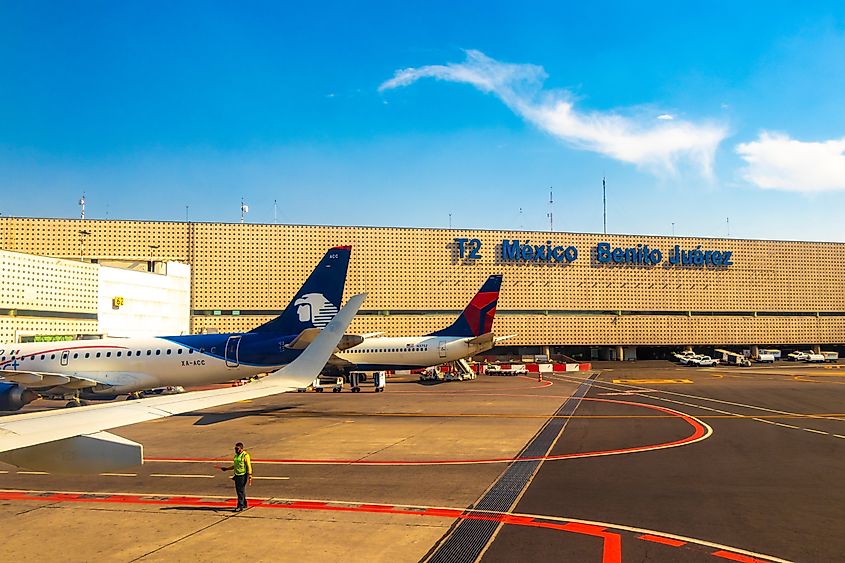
xmin=335 ymin=334 xmax=494 ymax=371
xmin=0 ymin=337 xmax=285 ymax=397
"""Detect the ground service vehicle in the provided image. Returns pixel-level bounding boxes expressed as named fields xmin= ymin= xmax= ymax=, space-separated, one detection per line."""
xmin=759 ymin=349 xmax=782 ymax=360
xmin=821 ymin=351 xmax=839 ymax=362
xmin=716 ymin=349 xmax=752 ymax=367
xmin=687 ymin=356 xmax=719 ymax=367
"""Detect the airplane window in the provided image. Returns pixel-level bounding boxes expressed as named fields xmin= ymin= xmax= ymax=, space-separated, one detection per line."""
xmin=155 ymin=350 xmax=161 ymax=355
xmin=40 ymin=355 xmax=45 ymax=360
xmin=50 ymin=354 xmax=55 ymax=359
xmin=1 ymin=357 xmax=4 ymax=361
xmin=146 ymin=350 xmax=151 ymax=356
xmin=96 ymin=352 xmax=101 ymax=358
xmin=30 ymin=355 xmax=35 ymax=360
xmin=136 ymin=351 xmax=141 ymax=356
xmin=116 ymin=352 xmax=121 ymax=357
xmin=166 ymin=349 xmax=172 ymax=355
xmin=85 ymin=353 xmax=90 ymax=358
xmin=188 ymin=349 xmax=194 ymax=354
xmin=106 ymin=352 xmax=111 ymax=357
xmin=211 ymin=347 xmax=216 ymax=354
xmin=200 ymin=348 xmax=205 ymax=353
xmin=178 ymin=349 xmax=183 ymax=354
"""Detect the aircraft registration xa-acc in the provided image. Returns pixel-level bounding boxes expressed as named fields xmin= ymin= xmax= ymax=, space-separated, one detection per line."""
xmin=0 ymin=294 xmax=366 ymax=474
xmin=0 ymin=246 xmax=354 ymax=410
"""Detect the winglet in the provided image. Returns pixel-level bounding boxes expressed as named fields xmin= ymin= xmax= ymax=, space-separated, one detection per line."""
xmin=266 ymin=293 xmax=366 ymax=388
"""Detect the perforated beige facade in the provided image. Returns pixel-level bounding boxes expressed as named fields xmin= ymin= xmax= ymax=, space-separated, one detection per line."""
xmin=3 ymin=217 xmax=845 ymax=348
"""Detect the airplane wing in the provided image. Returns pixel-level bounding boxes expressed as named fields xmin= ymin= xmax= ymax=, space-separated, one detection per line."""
xmin=0 ymin=370 xmax=73 ymax=388
xmin=494 ymin=334 xmax=518 ymax=344
xmin=0 ymin=293 xmax=366 ymax=473
xmin=285 ymin=328 xmax=364 ymax=351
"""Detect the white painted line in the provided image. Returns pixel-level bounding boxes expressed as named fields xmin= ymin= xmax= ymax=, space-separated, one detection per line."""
xmin=772 ymin=422 xmax=800 ymax=429
xmin=834 ymin=434 xmax=845 ymax=439
xmin=17 ymin=471 xmax=49 ymax=475
xmin=99 ymin=473 xmax=137 ymax=477
xmin=150 ymin=473 xmax=215 ymax=479
xmin=253 ymin=476 xmax=290 ymax=480
xmin=802 ymin=428 xmax=828 ymax=435
xmin=752 ymin=418 xmax=776 ymax=425
xmin=0 ymin=471 xmax=8 ymax=474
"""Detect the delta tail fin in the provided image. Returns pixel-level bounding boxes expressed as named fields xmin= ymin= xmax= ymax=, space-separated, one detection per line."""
xmin=428 ymin=274 xmax=503 ymax=338
xmin=252 ymin=246 xmax=351 ymax=334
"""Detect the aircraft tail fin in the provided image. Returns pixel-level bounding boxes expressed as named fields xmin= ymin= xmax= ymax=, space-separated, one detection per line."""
xmin=428 ymin=274 xmax=502 ymax=338
xmin=253 ymin=246 xmax=351 ymax=334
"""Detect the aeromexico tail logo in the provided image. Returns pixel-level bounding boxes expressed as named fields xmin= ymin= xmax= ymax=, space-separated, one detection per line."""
xmin=294 ymin=293 xmax=339 ymax=327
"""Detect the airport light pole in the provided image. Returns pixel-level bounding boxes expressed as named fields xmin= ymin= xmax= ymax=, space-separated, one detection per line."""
xmin=148 ymin=244 xmax=160 ymax=273
xmin=78 ymin=230 xmax=91 ymax=261
xmin=602 ymin=176 xmax=607 ymax=235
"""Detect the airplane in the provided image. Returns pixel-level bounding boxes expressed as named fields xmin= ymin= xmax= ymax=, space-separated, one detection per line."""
xmin=332 ymin=274 xmax=510 ymax=372
xmin=0 ymin=246 xmax=353 ymax=410
xmin=0 ymin=293 xmax=366 ymax=473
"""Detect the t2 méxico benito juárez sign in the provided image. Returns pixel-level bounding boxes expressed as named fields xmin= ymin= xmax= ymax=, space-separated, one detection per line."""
xmin=454 ymin=238 xmax=733 ymax=267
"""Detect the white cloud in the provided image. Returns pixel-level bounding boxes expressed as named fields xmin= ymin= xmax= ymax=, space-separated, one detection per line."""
xmin=380 ymin=50 xmax=728 ymax=176
xmin=657 ymin=113 xmax=674 ymax=120
xmin=736 ymin=132 xmax=845 ymax=192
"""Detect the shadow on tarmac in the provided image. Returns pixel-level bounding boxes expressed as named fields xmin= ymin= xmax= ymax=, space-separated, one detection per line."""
xmin=177 ymin=405 xmax=298 ymax=425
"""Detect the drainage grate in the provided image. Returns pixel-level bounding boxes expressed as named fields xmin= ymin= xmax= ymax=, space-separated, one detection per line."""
xmin=425 ymin=373 xmax=598 ymax=563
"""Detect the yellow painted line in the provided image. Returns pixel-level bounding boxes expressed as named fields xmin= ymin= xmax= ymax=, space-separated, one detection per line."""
xmin=149 ymin=473 xmax=215 ymax=479
xmin=99 ymin=473 xmax=137 ymax=477
xmin=613 ymin=379 xmax=693 ymax=384
xmin=253 ymin=476 xmax=290 ymax=480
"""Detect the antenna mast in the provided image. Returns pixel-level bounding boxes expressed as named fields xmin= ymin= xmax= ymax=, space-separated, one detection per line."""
xmin=274 ymin=199 xmax=278 ymax=224
xmin=240 ymin=198 xmax=249 ymax=224
xmin=78 ymin=193 xmax=86 ymax=219
xmin=547 ymin=187 xmax=554 ymax=232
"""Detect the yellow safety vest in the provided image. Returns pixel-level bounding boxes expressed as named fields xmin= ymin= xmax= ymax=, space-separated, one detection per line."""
xmin=233 ymin=451 xmax=252 ymax=476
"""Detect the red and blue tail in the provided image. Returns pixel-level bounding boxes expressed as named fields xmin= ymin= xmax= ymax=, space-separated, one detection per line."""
xmin=428 ymin=275 xmax=503 ymax=338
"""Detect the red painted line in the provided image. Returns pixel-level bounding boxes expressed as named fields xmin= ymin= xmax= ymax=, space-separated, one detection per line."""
xmin=0 ymin=491 xmax=783 ymax=561
xmin=638 ymin=533 xmax=686 ymax=547
xmin=146 ymin=397 xmax=709 ymax=467
xmin=358 ymin=504 xmax=396 ymax=512
xmin=712 ymin=550 xmax=768 ymax=562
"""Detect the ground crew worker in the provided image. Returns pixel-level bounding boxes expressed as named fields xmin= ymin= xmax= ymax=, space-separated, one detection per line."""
xmin=219 ymin=442 xmax=253 ymax=511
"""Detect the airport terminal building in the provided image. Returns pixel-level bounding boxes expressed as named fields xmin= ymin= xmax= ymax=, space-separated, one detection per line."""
xmin=2 ymin=217 xmax=844 ymax=359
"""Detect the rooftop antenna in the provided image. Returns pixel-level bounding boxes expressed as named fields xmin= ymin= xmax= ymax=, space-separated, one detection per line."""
xmin=185 ymin=205 xmax=189 ymax=222
xmin=273 ymin=199 xmax=278 ymax=224
xmin=448 ymin=213 xmax=452 ymax=229
xmin=547 ymin=187 xmax=554 ymax=231
xmin=78 ymin=192 xmax=86 ymax=219
xmin=602 ymin=176 xmax=607 ymax=235
xmin=519 ymin=207 xmax=523 ymax=230
xmin=726 ymin=217 xmax=730 ymax=237
xmin=671 ymin=222 xmax=675 ymax=236
xmin=240 ymin=197 xmax=249 ymax=224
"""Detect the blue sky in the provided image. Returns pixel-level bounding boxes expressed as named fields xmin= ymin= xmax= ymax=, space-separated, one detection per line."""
xmin=1 ymin=1 xmax=845 ymax=240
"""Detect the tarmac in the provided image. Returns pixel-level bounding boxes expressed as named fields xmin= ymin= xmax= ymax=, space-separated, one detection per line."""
xmin=0 ymin=361 xmax=843 ymax=562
